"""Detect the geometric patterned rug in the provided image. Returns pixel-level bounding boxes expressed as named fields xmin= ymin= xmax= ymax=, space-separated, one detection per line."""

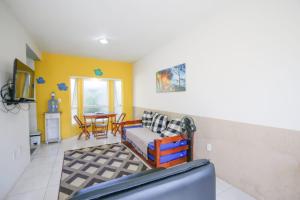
xmin=58 ymin=143 xmax=150 ymax=199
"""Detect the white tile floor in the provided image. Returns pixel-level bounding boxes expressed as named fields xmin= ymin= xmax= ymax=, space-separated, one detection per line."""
xmin=6 ymin=134 xmax=256 ymax=200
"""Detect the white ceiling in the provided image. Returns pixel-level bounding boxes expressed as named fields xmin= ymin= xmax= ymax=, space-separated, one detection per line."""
xmin=4 ymin=0 xmax=214 ymax=62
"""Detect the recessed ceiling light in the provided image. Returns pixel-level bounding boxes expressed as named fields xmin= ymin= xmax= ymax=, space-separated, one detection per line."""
xmin=98 ymin=38 xmax=108 ymax=44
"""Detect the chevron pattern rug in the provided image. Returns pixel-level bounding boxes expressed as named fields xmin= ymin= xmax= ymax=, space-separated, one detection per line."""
xmin=58 ymin=143 xmax=150 ymax=199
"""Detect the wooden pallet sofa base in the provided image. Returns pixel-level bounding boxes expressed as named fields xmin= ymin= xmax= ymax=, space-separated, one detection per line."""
xmin=120 ymin=120 xmax=190 ymax=168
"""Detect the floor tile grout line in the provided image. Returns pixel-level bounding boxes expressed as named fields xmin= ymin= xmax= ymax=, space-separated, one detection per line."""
xmin=216 ymin=179 xmax=234 ymax=196
xmin=6 ymin=145 xmax=46 ymax=198
xmin=6 ymin=187 xmax=48 ymax=199
xmin=43 ymin=143 xmax=60 ymax=200
xmin=216 ymin=185 xmax=233 ymax=196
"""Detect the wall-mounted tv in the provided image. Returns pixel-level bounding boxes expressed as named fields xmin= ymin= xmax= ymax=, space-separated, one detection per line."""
xmin=11 ymin=59 xmax=35 ymax=102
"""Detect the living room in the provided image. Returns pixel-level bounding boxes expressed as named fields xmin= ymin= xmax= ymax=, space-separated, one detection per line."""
xmin=0 ymin=0 xmax=299 ymax=200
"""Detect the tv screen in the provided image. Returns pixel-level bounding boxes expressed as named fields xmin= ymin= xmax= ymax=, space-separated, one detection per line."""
xmin=13 ymin=59 xmax=35 ymax=102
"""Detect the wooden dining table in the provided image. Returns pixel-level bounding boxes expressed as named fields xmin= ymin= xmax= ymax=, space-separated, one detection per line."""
xmin=83 ymin=113 xmax=117 ymax=133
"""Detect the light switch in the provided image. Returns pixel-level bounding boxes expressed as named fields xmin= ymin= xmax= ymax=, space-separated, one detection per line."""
xmin=207 ymin=144 xmax=212 ymax=152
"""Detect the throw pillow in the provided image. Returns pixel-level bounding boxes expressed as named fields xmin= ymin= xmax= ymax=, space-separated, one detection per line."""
xmin=161 ymin=119 xmax=182 ymax=137
xmin=151 ymin=114 xmax=168 ymax=133
xmin=142 ymin=111 xmax=154 ymax=128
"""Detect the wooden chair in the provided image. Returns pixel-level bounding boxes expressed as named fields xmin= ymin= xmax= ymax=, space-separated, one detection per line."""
xmin=92 ymin=116 xmax=109 ymax=138
xmin=83 ymin=116 xmax=93 ymax=133
xmin=74 ymin=115 xmax=91 ymax=140
xmin=112 ymin=113 xmax=126 ymax=136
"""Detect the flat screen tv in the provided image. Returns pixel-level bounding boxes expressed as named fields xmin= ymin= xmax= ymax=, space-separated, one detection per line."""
xmin=11 ymin=59 xmax=35 ymax=102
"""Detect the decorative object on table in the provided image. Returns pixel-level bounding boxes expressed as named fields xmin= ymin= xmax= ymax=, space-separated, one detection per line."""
xmin=45 ymin=112 xmax=61 ymax=143
xmin=94 ymin=68 xmax=103 ymax=76
xmin=58 ymin=143 xmax=150 ymax=199
xmin=156 ymin=63 xmax=186 ymax=93
xmin=57 ymin=82 xmax=68 ymax=91
xmin=36 ymin=77 xmax=45 ymax=84
xmin=48 ymin=92 xmax=59 ymax=113
xmin=181 ymin=116 xmax=196 ymax=162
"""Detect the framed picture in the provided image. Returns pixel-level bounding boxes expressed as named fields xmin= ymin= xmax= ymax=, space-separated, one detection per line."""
xmin=156 ymin=63 xmax=186 ymax=93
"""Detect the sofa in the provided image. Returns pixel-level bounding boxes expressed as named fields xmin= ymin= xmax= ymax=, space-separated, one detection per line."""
xmin=71 ymin=159 xmax=216 ymax=200
xmin=120 ymin=111 xmax=192 ymax=168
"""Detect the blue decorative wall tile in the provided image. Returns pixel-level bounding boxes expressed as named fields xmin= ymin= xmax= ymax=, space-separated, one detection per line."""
xmin=36 ymin=77 xmax=45 ymax=84
xmin=94 ymin=68 xmax=103 ymax=76
xmin=57 ymin=83 xmax=68 ymax=91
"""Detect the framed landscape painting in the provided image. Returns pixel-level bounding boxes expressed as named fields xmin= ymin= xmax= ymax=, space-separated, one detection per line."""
xmin=156 ymin=63 xmax=186 ymax=93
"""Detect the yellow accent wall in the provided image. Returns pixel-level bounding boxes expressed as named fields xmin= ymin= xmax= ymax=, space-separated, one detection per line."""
xmin=35 ymin=52 xmax=133 ymax=142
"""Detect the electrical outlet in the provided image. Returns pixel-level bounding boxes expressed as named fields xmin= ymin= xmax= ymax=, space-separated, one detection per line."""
xmin=207 ymin=144 xmax=212 ymax=152
xmin=58 ymin=98 xmax=61 ymax=103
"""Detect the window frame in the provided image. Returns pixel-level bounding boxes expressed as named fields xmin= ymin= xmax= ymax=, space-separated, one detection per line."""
xmin=113 ymin=80 xmax=123 ymax=114
xmin=70 ymin=78 xmax=78 ymax=125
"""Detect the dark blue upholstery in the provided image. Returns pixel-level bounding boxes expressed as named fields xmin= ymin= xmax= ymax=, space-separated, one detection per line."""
xmin=71 ymin=159 xmax=216 ymax=200
xmin=148 ymin=150 xmax=187 ymax=164
xmin=148 ymin=139 xmax=188 ymax=151
xmin=122 ymin=125 xmax=143 ymax=140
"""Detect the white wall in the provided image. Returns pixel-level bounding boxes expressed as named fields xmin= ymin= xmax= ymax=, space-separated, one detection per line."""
xmin=0 ymin=1 xmax=40 ymax=198
xmin=134 ymin=0 xmax=300 ymax=131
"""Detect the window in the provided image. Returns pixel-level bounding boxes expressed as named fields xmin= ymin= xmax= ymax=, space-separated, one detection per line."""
xmin=114 ymin=80 xmax=122 ymax=114
xmin=83 ymin=79 xmax=109 ymax=114
xmin=70 ymin=78 xmax=78 ymax=124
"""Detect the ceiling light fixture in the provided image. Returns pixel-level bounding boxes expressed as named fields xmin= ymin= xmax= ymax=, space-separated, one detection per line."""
xmin=98 ymin=37 xmax=109 ymax=44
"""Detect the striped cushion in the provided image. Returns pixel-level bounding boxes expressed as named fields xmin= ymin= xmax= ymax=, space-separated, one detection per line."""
xmin=161 ymin=119 xmax=182 ymax=137
xmin=150 ymin=113 xmax=168 ymax=133
xmin=141 ymin=111 xmax=154 ymax=128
